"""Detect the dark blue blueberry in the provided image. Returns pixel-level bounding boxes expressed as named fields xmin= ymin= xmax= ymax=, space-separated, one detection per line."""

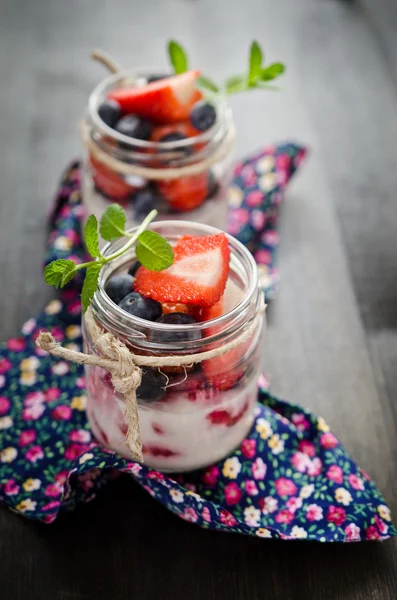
xmin=128 ymin=261 xmax=142 ymax=277
xmin=137 ymin=368 xmax=167 ymax=402
xmin=147 ymin=74 xmax=170 ymax=83
xmin=207 ymin=170 xmax=219 ymax=198
xmin=118 ymin=292 xmax=162 ymax=321
xmin=157 ymin=132 xmax=192 ymax=156
xmin=115 ymin=115 xmax=152 ymax=141
xmin=104 ymin=274 xmax=134 ymax=305
xmin=132 ymin=187 xmax=162 ymax=219
xmin=190 ymin=101 xmax=217 ymax=131
xmin=151 ymin=313 xmax=201 ymax=343
xmin=98 ymin=99 xmax=121 ymax=128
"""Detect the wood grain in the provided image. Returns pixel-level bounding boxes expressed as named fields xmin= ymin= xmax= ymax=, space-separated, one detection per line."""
xmin=0 ymin=0 xmax=396 ymax=598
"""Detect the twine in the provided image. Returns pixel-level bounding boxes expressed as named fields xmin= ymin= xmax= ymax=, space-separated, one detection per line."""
xmin=36 ymin=303 xmax=265 ymax=463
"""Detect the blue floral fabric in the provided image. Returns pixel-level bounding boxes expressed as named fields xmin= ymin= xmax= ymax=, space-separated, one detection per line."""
xmin=0 ymin=152 xmax=395 ymax=542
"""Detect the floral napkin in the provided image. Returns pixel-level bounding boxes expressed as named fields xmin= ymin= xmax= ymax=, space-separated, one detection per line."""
xmin=0 ymin=147 xmax=395 ymax=542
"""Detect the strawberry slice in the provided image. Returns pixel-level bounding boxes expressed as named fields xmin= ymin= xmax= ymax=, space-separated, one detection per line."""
xmin=134 ymin=233 xmax=230 ymax=306
xmin=158 ymin=173 xmax=208 ymax=212
xmin=108 ymin=71 xmax=200 ymax=124
xmin=89 ymin=155 xmax=133 ymax=200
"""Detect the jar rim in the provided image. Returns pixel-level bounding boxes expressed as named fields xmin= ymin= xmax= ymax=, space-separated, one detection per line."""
xmin=91 ymin=221 xmax=259 ymax=349
xmin=87 ymin=68 xmax=230 ymax=153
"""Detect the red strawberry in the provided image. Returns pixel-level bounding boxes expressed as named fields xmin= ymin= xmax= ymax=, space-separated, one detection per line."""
xmin=158 ymin=173 xmax=208 ymax=212
xmin=89 ymin=155 xmax=133 ymax=200
xmin=135 ymin=233 xmax=230 ymax=306
xmin=108 ymin=71 xmax=200 ymax=124
xmin=161 ymin=302 xmax=192 ymax=315
xmin=192 ymin=297 xmax=224 ymax=322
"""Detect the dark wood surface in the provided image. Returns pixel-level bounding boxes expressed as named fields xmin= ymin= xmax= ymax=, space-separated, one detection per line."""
xmin=1 ymin=0 xmax=397 ymax=598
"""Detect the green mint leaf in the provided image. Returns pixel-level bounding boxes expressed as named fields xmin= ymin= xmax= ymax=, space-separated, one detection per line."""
xmin=44 ymin=259 xmax=76 ymax=288
xmin=84 ymin=214 xmax=101 ymax=258
xmin=248 ymin=41 xmax=263 ymax=84
xmin=61 ymin=262 xmax=78 ymax=287
xmin=225 ymin=75 xmax=247 ymax=95
xmin=168 ymin=40 xmax=188 ymax=74
xmin=197 ymin=75 xmax=220 ymax=93
xmin=99 ymin=203 xmax=126 ymax=241
xmin=81 ymin=263 xmax=101 ymax=313
xmin=261 ymin=62 xmax=285 ymax=82
xmin=136 ymin=231 xmax=174 ymax=272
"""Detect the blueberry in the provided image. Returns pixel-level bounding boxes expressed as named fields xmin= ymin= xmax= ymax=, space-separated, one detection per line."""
xmin=118 ymin=292 xmax=162 ymax=321
xmin=98 ymin=99 xmax=121 ymax=128
xmin=128 ymin=261 xmax=142 ymax=277
xmin=151 ymin=313 xmax=201 ymax=343
xmin=115 ymin=115 xmax=152 ymax=141
xmin=104 ymin=274 xmax=134 ymax=305
xmin=207 ymin=170 xmax=219 ymax=198
xmin=190 ymin=101 xmax=217 ymax=131
xmin=157 ymin=132 xmax=192 ymax=156
xmin=132 ymin=187 xmax=161 ymax=219
xmin=147 ymin=74 xmax=170 ymax=83
xmin=136 ymin=368 xmax=167 ymax=402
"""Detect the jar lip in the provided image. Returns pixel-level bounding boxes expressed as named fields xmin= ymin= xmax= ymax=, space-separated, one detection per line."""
xmin=87 ymin=68 xmax=230 ymax=152
xmin=92 ymin=221 xmax=258 ymax=339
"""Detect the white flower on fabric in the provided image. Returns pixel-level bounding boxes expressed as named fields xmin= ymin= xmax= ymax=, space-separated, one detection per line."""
xmin=45 ymin=299 xmax=63 ymax=315
xmin=228 ymin=185 xmax=244 ymax=208
xmin=335 ymin=487 xmax=353 ymax=506
xmin=23 ymin=478 xmax=41 ymax=491
xmin=21 ymin=318 xmax=36 ymax=335
xmin=261 ymin=496 xmax=278 ymax=514
xmin=0 ymin=447 xmax=17 ymax=463
xmin=256 ymin=527 xmax=272 ymax=538
xmin=20 ymin=356 xmax=40 ymax=372
xmin=170 ymin=489 xmax=184 ymax=503
xmin=222 ymin=457 xmax=242 ymax=479
xmin=378 ymin=505 xmax=392 ymax=521
xmin=244 ymin=506 xmax=261 ymax=527
xmin=256 ymin=155 xmax=275 ymax=174
xmin=20 ymin=372 xmax=36 ymax=386
xmin=300 ymin=484 xmax=315 ymax=499
xmin=259 ymin=172 xmax=276 ymax=192
xmin=256 ymin=418 xmax=273 ymax=440
xmin=268 ymin=434 xmax=285 ymax=455
xmin=16 ymin=499 xmax=37 ymax=513
xmin=51 ymin=361 xmax=69 ymax=376
xmin=65 ymin=325 xmax=81 ymax=339
xmin=290 ymin=526 xmax=308 ymax=539
xmin=53 ymin=236 xmax=72 ymax=251
xmin=0 ymin=416 xmax=13 ymax=429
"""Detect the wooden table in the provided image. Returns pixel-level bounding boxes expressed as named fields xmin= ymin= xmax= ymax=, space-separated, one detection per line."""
xmin=1 ymin=0 xmax=397 ymax=598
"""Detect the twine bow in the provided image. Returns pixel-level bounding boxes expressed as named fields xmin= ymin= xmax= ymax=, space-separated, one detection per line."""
xmin=36 ymin=303 xmax=265 ymax=463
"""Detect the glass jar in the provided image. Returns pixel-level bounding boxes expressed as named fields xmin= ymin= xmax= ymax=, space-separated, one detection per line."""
xmin=81 ymin=70 xmax=235 ymax=238
xmin=83 ymin=221 xmax=264 ymax=472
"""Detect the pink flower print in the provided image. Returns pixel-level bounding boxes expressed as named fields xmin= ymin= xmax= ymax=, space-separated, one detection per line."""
xmin=22 ymin=404 xmax=45 ymax=421
xmin=252 ymin=457 xmax=267 ymax=480
xmin=365 ymin=526 xmax=381 ymax=541
xmin=50 ymin=326 xmax=64 ymax=342
xmin=183 ymin=507 xmax=198 ymax=523
xmin=227 ymin=214 xmax=242 ymax=237
xmin=320 ymin=432 xmax=338 ymax=449
xmin=261 ymin=230 xmax=280 ymax=247
xmin=241 ymin=439 xmax=257 ymax=459
xmin=254 ymin=249 xmax=272 ymax=265
xmin=65 ymin=443 xmax=87 ymax=461
xmin=306 ymin=504 xmax=323 ymax=521
xmin=24 ymin=391 xmax=45 ymax=407
xmin=0 ymin=396 xmax=10 ymax=415
xmin=127 ymin=463 xmax=142 ymax=475
xmin=245 ymin=480 xmax=259 ymax=496
xmin=0 ymin=375 xmax=5 ymax=388
xmin=246 ymin=189 xmax=263 ymax=207
xmin=307 ymin=457 xmax=322 ymax=477
xmin=68 ymin=299 xmax=82 ymax=315
xmin=286 ymin=496 xmax=303 ymax=513
xmin=59 ymin=205 xmax=71 ymax=218
xmin=291 ymin=451 xmax=311 ymax=473
xmin=148 ymin=471 xmax=166 ymax=481
xmin=4 ymin=479 xmax=19 ymax=495
xmin=298 ymin=440 xmax=316 ymax=457
xmin=326 ymin=465 xmax=344 ymax=484
xmin=219 ymin=508 xmax=237 ymax=527
xmin=26 ymin=445 xmax=44 ymax=463
xmin=291 ymin=413 xmax=310 ymax=431
xmin=224 ymin=482 xmax=243 ymax=506
xmin=69 ymin=429 xmax=91 ymax=443
xmin=275 ymin=477 xmax=297 ymax=497
xmin=76 ymin=376 xmax=86 ymax=389
xmin=42 ymin=514 xmax=56 ymax=524
xmin=375 ymin=515 xmax=388 ymax=536
xmin=7 ymin=337 xmax=26 ymax=352
xmin=232 ymin=208 xmax=250 ymax=226
xmin=45 ymin=482 xmax=63 ymax=497
xmin=326 ymin=505 xmax=346 ymax=526
xmin=275 ymin=153 xmax=291 ymax=172
xmin=21 ymin=318 xmax=36 ymax=335
xmin=64 ymin=228 xmax=80 ymax=244
xmin=251 ymin=210 xmax=267 ymax=232
xmin=347 ymin=473 xmax=364 ymax=490
xmin=201 ymin=465 xmax=220 ymax=487
xmin=45 ymin=387 xmax=61 ymax=402
xmin=52 ymin=405 xmax=72 ymax=420
xmin=345 ymin=523 xmax=361 ymax=542
xmin=259 ymin=496 xmax=278 ymax=514
xmin=275 ymin=510 xmax=294 ymax=524
xmin=202 ymin=506 xmax=211 ymax=523
xmin=19 ymin=429 xmax=36 ymax=446
xmin=0 ymin=358 xmax=12 ymax=374
xmin=360 ymin=468 xmax=371 ymax=481
xmin=241 ymin=165 xmax=256 ymax=187
xmin=42 ymin=501 xmax=61 ymax=511
xmin=55 ymin=470 xmax=69 ymax=484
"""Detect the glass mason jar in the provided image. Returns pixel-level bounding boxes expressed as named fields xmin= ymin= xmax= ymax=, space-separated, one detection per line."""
xmin=83 ymin=221 xmax=265 ymax=472
xmin=81 ymin=70 xmax=235 ymax=238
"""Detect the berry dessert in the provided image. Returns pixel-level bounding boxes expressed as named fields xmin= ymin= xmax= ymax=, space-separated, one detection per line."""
xmin=82 ymin=40 xmax=285 ymax=238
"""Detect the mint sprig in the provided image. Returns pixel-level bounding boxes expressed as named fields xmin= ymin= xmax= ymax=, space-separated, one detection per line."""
xmin=44 ymin=205 xmax=174 ymax=313
xmin=167 ymin=39 xmax=285 ymax=96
